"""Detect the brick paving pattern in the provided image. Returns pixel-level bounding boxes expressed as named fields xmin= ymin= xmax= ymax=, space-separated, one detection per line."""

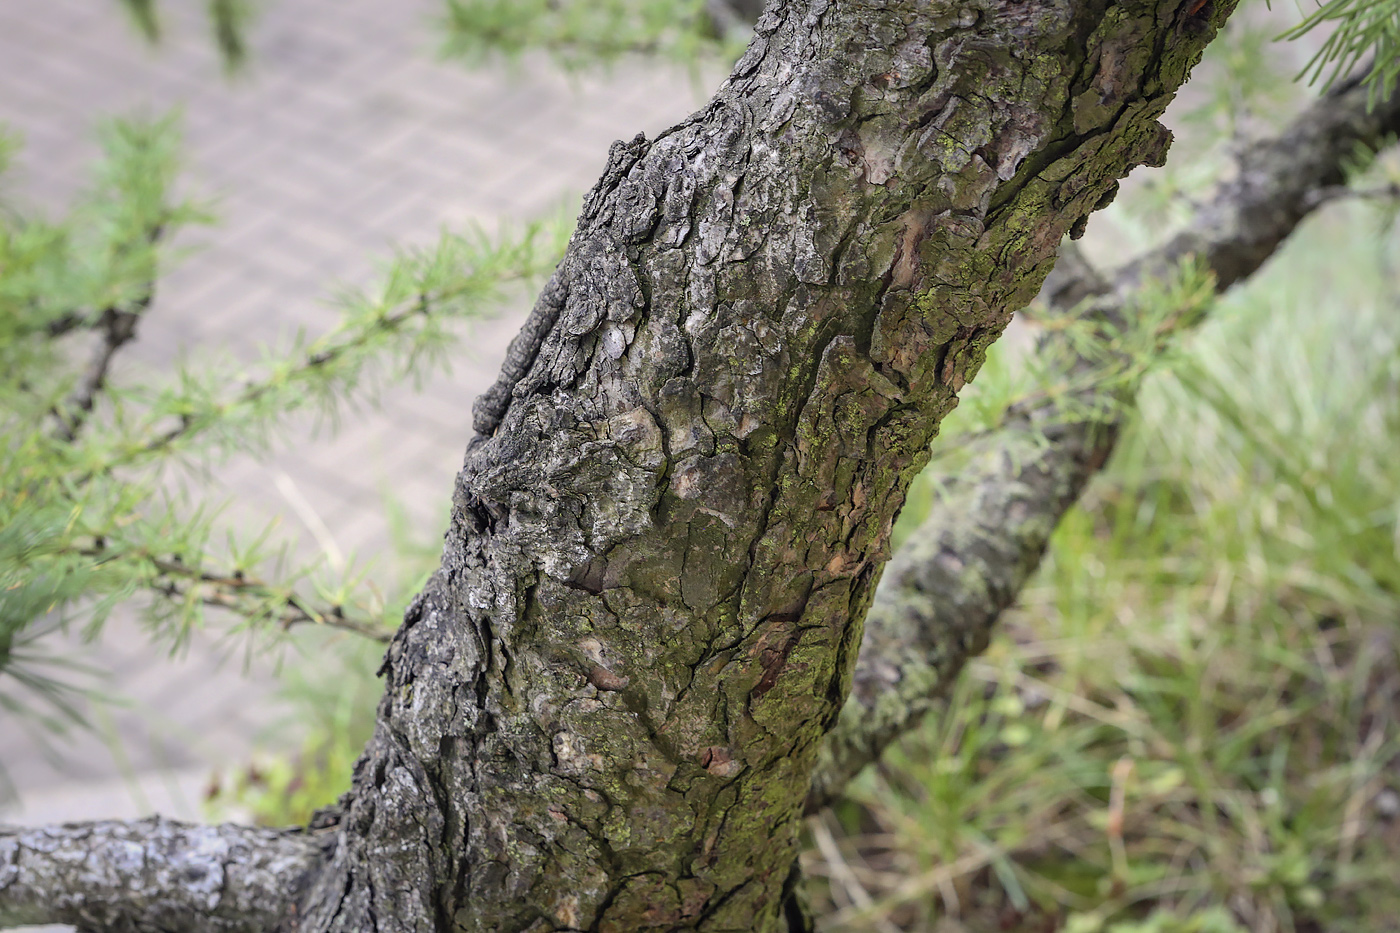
xmin=0 ymin=0 xmax=713 ymax=831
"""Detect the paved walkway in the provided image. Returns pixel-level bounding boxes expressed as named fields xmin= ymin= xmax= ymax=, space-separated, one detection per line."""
xmin=0 ymin=0 xmax=713 ymax=831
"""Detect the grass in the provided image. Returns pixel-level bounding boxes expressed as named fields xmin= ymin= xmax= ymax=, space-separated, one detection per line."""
xmin=802 ymin=193 xmax=1400 ymax=932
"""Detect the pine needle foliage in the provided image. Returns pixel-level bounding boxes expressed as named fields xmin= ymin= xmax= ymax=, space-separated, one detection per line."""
xmin=0 ymin=115 xmax=572 ymax=745
xmin=1280 ymin=0 xmax=1400 ymax=105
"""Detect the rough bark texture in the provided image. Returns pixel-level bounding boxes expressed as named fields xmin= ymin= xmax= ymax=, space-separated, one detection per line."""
xmin=294 ymin=2 xmax=1231 ymax=931
xmin=0 ymin=818 xmax=323 ymax=932
xmin=808 ymin=71 xmax=1400 ymax=810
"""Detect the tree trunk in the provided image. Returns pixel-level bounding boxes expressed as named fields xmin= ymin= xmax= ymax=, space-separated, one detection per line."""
xmin=287 ymin=1 xmax=1231 ymax=931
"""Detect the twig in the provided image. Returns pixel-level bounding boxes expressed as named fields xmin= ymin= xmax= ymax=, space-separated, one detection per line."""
xmin=111 ymin=265 xmax=527 ymax=472
xmin=51 ymin=296 xmax=151 ymax=442
xmin=43 ymin=309 xmax=90 ymax=338
xmin=187 ymin=585 xmax=394 ymax=643
xmin=51 ymin=220 xmax=166 ymax=442
xmin=147 ymin=554 xmax=394 ymax=643
xmin=139 ymin=293 xmax=428 ymax=458
xmin=79 ymin=542 xmax=393 ymax=643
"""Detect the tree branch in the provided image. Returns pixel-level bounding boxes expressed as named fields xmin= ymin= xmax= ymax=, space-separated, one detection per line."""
xmin=43 ymin=309 xmax=92 ymax=339
xmin=146 ymin=554 xmax=395 ymax=643
xmin=809 ymin=71 xmax=1400 ymax=811
xmin=117 ymin=289 xmax=435 ymax=470
xmin=306 ymin=0 xmax=1237 ymax=926
xmin=103 ymin=231 xmax=552 ymax=478
xmin=51 ymin=216 xmax=167 ymax=443
xmin=70 ymin=541 xmax=395 ymax=642
xmin=0 ymin=817 xmax=326 ymax=932
xmin=4 ymin=1 xmax=1239 ymax=927
xmin=52 ymin=293 xmax=154 ymax=443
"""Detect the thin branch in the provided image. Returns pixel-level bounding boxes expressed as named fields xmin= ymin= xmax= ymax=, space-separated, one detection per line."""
xmin=0 ymin=817 xmax=327 ymax=933
xmin=153 ymin=569 xmax=395 ymax=644
xmin=78 ymin=543 xmax=395 ymax=643
xmin=50 ymin=238 xmax=557 ymax=636
xmin=809 ymin=70 xmax=1400 ymax=811
xmin=43 ymin=309 xmax=91 ymax=338
xmin=56 ymin=288 xmax=433 ymax=492
xmin=51 ymin=295 xmax=152 ymax=442
xmin=106 ymin=252 xmax=542 ymax=476
xmin=155 ymin=292 xmax=429 ymax=449
xmin=51 ymin=220 xmax=167 ymax=443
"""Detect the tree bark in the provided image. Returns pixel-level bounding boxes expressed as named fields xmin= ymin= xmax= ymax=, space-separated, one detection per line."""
xmin=0 ymin=818 xmax=324 ymax=932
xmin=293 ymin=1 xmax=1232 ymax=931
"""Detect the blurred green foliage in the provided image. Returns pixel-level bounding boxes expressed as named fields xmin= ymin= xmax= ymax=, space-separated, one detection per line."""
xmin=0 ymin=113 xmax=571 ymax=782
xmin=438 ymin=0 xmax=748 ymax=70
